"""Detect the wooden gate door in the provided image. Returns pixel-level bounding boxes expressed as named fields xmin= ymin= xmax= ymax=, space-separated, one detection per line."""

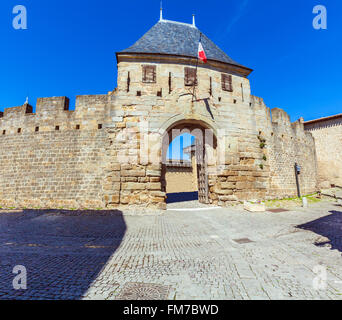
xmin=195 ymin=137 xmax=209 ymax=204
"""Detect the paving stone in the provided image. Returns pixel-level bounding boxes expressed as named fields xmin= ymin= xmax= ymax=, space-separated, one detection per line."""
xmin=0 ymin=202 xmax=342 ymax=300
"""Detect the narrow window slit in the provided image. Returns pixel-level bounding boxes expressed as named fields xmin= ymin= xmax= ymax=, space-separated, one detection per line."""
xmin=168 ymin=72 xmax=172 ymax=94
xmin=127 ymin=72 xmax=130 ymax=92
xmin=209 ymin=77 xmax=212 ymax=96
xmin=241 ymin=83 xmax=244 ymax=102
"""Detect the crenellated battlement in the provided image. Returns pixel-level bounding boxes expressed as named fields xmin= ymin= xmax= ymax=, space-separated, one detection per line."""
xmin=250 ymin=95 xmax=264 ymax=106
xmin=0 ymin=94 xmax=112 ymax=135
xmin=269 ymin=107 xmax=314 ymax=145
xmin=36 ymin=96 xmax=70 ymax=114
xmin=3 ymin=103 xmax=33 ymax=119
xmin=271 ymin=108 xmax=291 ymax=125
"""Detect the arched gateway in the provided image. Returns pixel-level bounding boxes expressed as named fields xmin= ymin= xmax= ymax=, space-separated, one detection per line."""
xmin=0 ymin=13 xmax=318 ymax=210
xmin=161 ymin=119 xmax=218 ymax=204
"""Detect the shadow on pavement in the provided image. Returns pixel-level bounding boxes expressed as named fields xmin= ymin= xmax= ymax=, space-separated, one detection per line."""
xmin=297 ymin=210 xmax=342 ymax=253
xmin=166 ymin=192 xmax=199 ymax=204
xmin=0 ymin=209 xmax=126 ymax=300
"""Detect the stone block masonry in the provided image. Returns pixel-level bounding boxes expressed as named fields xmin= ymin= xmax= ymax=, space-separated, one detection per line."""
xmin=0 ymin=98 xmax=108 ymax=209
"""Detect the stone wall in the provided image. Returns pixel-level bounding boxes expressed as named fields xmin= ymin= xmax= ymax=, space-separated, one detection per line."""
xmin=0 ymin=96 xmax=109 ymax=209
xmin=267 ymin=109 xmax=317 ymax=198
xmin=304 ymin=115 xmax=342 ymax=188
xmin=0 ymin=53 xmax=318 ymax=209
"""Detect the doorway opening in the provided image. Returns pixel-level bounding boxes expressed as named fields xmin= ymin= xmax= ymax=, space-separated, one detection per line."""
xmin=161 ymin=120 xmax=217 ymax=205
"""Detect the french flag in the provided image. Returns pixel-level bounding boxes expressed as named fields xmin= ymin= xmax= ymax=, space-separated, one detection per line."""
xmin=198 ymin=41 xmax=207 ymax=63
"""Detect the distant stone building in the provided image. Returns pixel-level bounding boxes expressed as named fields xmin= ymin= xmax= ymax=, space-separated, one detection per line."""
xmin=0 ymin=13 xmax=319 ymax=210
xmin=304 ymin=114 xmax=342 ymax=188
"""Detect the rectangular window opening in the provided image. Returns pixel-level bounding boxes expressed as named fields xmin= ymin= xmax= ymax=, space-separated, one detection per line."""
xmin=142 ymin=65 xmax=156 ymax=83
xmin=222 ymin=73 xmax=233 ymax=92
xmin=184 ymin=67 xmax=197 ymax=86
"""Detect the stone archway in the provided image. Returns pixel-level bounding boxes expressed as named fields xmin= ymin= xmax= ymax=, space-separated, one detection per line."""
xmin=161 ymin=119 xmax=217 ymax=204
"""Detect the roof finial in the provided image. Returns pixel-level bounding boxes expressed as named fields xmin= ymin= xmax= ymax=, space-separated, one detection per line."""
xmin=160 ymin=1 xmax=163 ymax=21
xmin=192 ymin=14 xmax=196 ymax=27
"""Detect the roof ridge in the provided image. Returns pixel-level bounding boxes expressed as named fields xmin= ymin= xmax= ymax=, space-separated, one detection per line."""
xmin=159 ymin=19 xmax=197 ymax=29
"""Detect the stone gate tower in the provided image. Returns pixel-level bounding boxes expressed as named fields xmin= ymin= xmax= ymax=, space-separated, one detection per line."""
xmin=0 ymin=14 xmax=318 ymax=210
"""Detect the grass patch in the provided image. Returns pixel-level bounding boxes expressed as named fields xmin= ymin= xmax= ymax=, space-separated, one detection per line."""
xmin=266 ymin=193 xmax=321 ymax=207
xmin=306 ymin=195 xmax=321 ymax=203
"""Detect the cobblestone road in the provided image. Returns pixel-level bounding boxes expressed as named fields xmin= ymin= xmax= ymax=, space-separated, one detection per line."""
xmin=1 ymin=202 xmax=342 ymax=300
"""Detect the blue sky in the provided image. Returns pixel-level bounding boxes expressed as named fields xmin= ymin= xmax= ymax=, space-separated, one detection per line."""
xmin=0 ymin=0 xmax=341 ymax=158
xmin=167 ymin=134 xmax=195 ymax=161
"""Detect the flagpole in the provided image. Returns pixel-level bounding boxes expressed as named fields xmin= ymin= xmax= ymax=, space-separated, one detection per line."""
xmin=192 ymin=32 xmax=202 ymax=103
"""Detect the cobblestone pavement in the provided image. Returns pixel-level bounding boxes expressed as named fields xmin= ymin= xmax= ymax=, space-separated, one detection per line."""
xmin=166 ymin=199 xmax=216 ymax=209
xmin=1 ymin=202 xmax=342 ymax=300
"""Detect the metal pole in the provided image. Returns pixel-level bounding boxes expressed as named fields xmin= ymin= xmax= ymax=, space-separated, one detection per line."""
xmin=192 ymin=33 xmax=202 ymax=102
xmin=295 ymin=163 xmax=301 ymax=198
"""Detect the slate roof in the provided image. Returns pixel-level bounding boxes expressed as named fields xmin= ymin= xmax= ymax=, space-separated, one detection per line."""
xmin=120 ymin=19 xmax=249 ymax=69
xmin=304 ymin=113 xmax=342 ymax=125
